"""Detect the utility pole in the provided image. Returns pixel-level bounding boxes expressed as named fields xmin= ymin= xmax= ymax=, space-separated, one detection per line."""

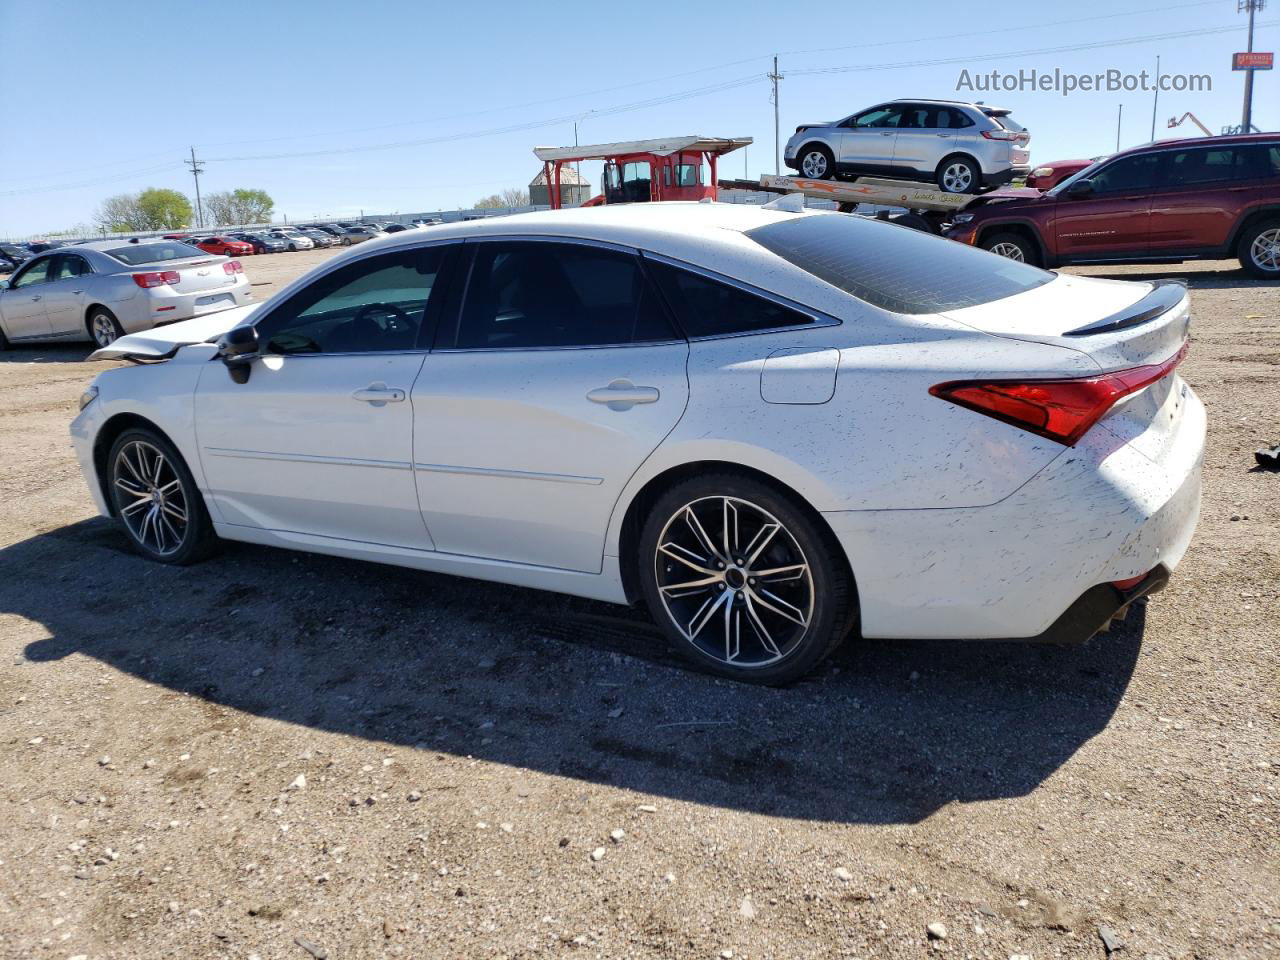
xmin=1149 ymin=55 xmax=1160 ymax=142
xmin=768 ymin=56 xmax=783 ymax=175
xmin=1240 ymin=0 xmax=1266 ymax=133
xmin=1116 ymin=103 xmax=1123 ymax=152
xmin=184 ymin=147 xmax=205 ymax=229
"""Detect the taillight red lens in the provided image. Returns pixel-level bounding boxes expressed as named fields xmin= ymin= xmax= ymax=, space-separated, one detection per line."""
xmin=132 ymin=271 xmax=180 ymax=288
xmin=930 ymin=343 xmax=1188 ymax=446
xmin=981 ymin=129 xmax=1018 ymax=141
xmin=223 ymin=260 xmax=243 ymax=274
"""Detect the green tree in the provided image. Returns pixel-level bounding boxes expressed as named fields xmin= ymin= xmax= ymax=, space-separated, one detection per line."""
xmin=473 ymin=194 xmax=504 ymax=209
xmin=96 ymin=193 xmax=148 ymax=232
xmin=136 ymin=188 xmax=193 ymax=230
xmin=229 ymin=188 xmax=274 ymax=224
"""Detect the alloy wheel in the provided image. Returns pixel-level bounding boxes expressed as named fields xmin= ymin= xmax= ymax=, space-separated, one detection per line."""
xmin=91 ymin=313 xmax=117 ymax=348
xmin=801 ymin=151 xmax=828 ymax=178
xmin=653 ymin=496 xmax=814 ymax=669
xmin=989 ymin=241 xmax=1025 ymax=262
xmin=112 ymin=440 xmax=189 ymax=557
xmin=941 ymin=162 xmax=974 ymax=192
xmin=1250 ymin=228 xmax=1280 ymax=273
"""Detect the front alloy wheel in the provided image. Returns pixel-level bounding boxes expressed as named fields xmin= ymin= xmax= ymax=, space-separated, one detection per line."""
xmin=799 ymin=147 xmax=834 ymax=180
xmin=639 ymin=474 xmax=856 ymax=684
xmin=107 ymin=429 xmax=215 ymax=564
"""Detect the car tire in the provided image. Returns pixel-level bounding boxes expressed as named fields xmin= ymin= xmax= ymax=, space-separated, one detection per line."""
xmin=1237 ymin=218 xmax=1280 ymax=279
xmin=638 ymin=472 xmax=856 ymax=686
xmin=937 ymin=155 xmax=981 ymax=194
xmin=288 ymin=243 xmax=297 ymax=252
xmin=106 ymin=427 xmax=217 ymax=565
xmin=87 ymin=307 xmax=124 ymax=349
xmin=980 ymin=231 xmax=1039 ymax=265
xmin=798 ymin=144 xmax=836 ymax=180
xmin=0 ymin=324 xmax=9 ymax=350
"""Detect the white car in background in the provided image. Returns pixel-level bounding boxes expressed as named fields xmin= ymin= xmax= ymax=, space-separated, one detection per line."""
xmin=0 ymin=240 xmax=252 ymax=350
xmin=70 ymin=204 xmax=1202 ymax=684
xmin=267 ymin=229 xmax=315 ymax=252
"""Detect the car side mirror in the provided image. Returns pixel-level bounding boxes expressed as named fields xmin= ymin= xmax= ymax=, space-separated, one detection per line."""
xmin=216 ymin=324 xmax=259 ymax=384
xmin=1066 ymin=179 xmax=1094 ymax=198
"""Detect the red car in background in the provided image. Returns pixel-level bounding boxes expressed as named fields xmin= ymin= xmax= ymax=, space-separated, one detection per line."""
xmin=1025 ymin=157 xmax=1100 ymax=190
xmin=193 ymin=236 xmax=254 ymax=256
xmin=946 ymin=134 xmax=1280 ymax=278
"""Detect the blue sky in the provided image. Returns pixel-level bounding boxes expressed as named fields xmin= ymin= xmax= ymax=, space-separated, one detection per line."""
xmin=1 ymin=0 xmax=1275 ymax=237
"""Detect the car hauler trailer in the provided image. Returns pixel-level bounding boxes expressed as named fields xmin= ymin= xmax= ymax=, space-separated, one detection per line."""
xmin=533 ymin=136 xmax=752 ymax=209
xmin=716 ymin=173 xmax=1037 ymax=233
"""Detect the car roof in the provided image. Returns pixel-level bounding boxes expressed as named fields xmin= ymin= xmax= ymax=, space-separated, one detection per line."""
xmin=1116 ymin=132 xmax=1280 ymax=158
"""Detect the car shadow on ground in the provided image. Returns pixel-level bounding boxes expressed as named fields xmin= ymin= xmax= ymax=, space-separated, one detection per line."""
xmin=0 ymin=343 xmax=92 ymax=364
xmin=8 ymin=517 xmax=1143 ymax=826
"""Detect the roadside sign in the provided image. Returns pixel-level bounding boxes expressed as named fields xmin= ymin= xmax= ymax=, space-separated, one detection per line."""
xmin=1233 ymin=52 xmax=1274 ymax=70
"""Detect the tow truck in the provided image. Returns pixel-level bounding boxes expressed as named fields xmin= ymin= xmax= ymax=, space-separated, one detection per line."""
xmin=533 ymin=136 xmax=752 ymax=208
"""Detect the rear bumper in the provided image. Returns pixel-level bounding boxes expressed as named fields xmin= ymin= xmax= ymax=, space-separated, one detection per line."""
xmin=119 ymin=281 xmax=254 ymax=335
xmin=823 ymin=386 xmax=1205 ymax=641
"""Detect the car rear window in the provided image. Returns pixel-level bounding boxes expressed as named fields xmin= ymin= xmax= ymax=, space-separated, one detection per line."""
xmin=745 ymin=213 xmax=1053 ymax=315
xmin=106 ymin=241 xmax=206 ymax=265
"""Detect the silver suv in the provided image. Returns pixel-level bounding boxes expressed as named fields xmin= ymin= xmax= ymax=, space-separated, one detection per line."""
xmin=783 ymin=99 xmax=1031 ymax=194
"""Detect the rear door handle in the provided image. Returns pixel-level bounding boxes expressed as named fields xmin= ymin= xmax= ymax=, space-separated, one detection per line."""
xmin=587 ymin=379 xmax=660 ymax=411
xmin=351 ymin=381 xmax=405 ymax=406
xmin=29 ymin=295 xmax=41 ymax=301
xmin=935 ymin=133 xmax=953 ymax=137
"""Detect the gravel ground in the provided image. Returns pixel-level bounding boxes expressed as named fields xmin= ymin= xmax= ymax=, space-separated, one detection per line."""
xmin=0 ymin=248 xmax=1276 ymax=960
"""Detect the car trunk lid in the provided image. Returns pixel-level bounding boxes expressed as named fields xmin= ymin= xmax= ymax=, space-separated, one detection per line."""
xmin=137 ymin=255 xmax=241 ymax=295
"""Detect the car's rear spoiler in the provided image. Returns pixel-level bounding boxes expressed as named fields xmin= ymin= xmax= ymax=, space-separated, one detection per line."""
xmin=1063 ymin=279 xmax=1187 ymax=338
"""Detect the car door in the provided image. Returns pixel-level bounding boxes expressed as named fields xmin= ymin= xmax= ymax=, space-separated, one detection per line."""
xmin=1052 ymin=152 xmax=1161 ymax=259
xmin=194 ymin=244 xmax=455 ymax=548
xmin=838 ymin=105 xmax=904 ymax=172
xmin=888 ymin=104 xmax=940 ymax=175
xmin=0 ymin=255 xmax=55 ymax=340
xmin=412 ymin=239 xmax=689 ymax=573
xmin=42 ymin=253 xmax=94 ymax=337
xmin=1147 ymin=146 xmax=1244 ymax=254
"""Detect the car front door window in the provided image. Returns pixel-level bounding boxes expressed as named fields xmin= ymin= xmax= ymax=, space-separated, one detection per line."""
xmin=1089 ymin=154 xmax=1160 ymax=194
xmin=11 ymin=257 xmax=52 ymax=289
xmin=256 ymin=246 xmax=448 ymax=354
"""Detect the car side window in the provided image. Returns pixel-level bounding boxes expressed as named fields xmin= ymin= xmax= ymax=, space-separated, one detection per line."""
xmin=255 ymin=246 xmax=448 ymax=355
xmin=898 ymin=106 xmax=933 ymax=129
xmin=454 ymin=242 xmax=676 ymax=350
xmin=1162 ymin=148 xmax=1238 ymax=188
xmin=11 ymin=257 xmax=52 ymax=289
xmin=946 ymin=109 xmax=975 ymax=128
xmin=1089 ymin=154 xmax=1161 ymax=194
xmin=646 ymin=260 xmax=816 ymax=338
xmin=853 ymin=106 xmax=902 ymax=129
xmin=1234 ymin=144 xmax=1280 ymax=181
xmin=53 ymin=254 xmax=92 ymax=280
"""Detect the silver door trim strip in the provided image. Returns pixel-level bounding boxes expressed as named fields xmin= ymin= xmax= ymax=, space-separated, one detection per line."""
xmin=204 ymin=447 xmax=412 ymax=470
xmin=413 ymin=462 xmax=604 ymax=485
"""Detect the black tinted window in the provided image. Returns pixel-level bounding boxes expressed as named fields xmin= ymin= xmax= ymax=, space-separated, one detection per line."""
xmin=257 ymin=247 xmax=447 ymax=354
xmin=1162 ymin=148 xmax=1238 ymax=187
xmin=54 ymin=254 xmax=91 ymax=279
xmin=647 ymin=261 xmax=815 ymax=337
xmin=1089 ymin=154 xmax=1160 ymax=194
xmin=107 ymin=242 xmax=202 ymax=265
xmin=1234 ymin=144 xmax=1280 ymax=181
xmin=746 ymin=213 xmax=1052 ymax=315
xmin=455 ymin=243 xmax=675 ymax=349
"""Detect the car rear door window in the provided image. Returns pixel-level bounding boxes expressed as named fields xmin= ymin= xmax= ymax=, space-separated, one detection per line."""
xmin=53 ymin=254 xmax=92 ymax=279
xmin=453 ymin=242 xmax=676 ymax=349
xmin=1232 ymin=144 xmax=1280 ymax=181
xmin=1161 ymin=147 xmax=1238 ymax=187
xmin=256 ymin=246 xmax=450 ymax=354
xmin=646 ymin=260 xmax=816 ymax=338
xmin=1089 ymin=154 xmax=1161 ymax=194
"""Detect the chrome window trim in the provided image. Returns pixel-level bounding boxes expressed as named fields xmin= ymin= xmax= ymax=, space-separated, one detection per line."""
xmin=640 ymin=251 xmax=841 ymax=341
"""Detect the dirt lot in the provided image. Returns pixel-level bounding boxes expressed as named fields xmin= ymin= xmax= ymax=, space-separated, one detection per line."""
xmin=0 ymin=247 xmax=1276 ymax=960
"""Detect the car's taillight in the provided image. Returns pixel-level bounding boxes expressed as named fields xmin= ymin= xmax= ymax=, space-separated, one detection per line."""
xmin=223 ymin=260 xmax=243 ymax=274
xmin=132 ymin=271 xmax=181 ymax=288
xmin=930 ymin=344 xmax=1188 ymax=446
xmin=981 ymin=129 xmax=1019 ymax=141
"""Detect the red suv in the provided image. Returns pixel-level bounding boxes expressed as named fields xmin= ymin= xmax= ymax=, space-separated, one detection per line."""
xmin=946 ymin=134 xmax=1280 ymax=278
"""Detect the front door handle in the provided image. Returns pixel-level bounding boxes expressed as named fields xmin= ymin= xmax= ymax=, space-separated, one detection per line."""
xmin=351 ymin=381 xmax=405 ymax=406
xmin=29 ymin=295 xmax=41 ymax=301
xmin=880 ymin=131 xmax=894 ymax=136
xmin=587 ymin=379 xmax=660 ymax=411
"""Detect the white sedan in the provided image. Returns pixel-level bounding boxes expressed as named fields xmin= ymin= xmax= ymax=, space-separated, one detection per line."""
xmin=70 ymin=203 xmax=1203 ymax=684
xmin=0 ymin=239 xmax=253 ymax=350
